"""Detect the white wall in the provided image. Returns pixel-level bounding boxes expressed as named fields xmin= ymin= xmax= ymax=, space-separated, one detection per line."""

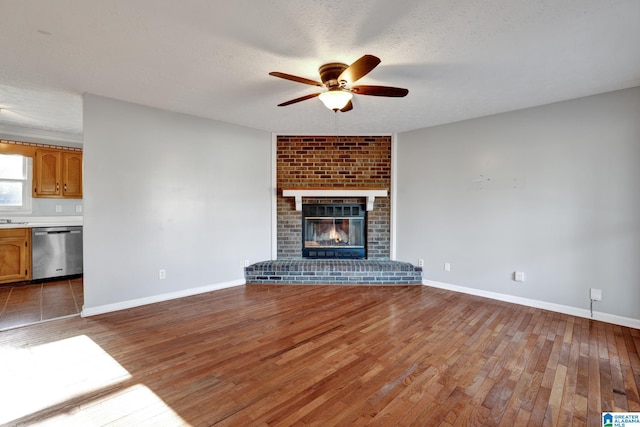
xmin=82 ymin=94 xmax=272 ymax=312
xmin=396 ymin=87 xmax=640 ymax=322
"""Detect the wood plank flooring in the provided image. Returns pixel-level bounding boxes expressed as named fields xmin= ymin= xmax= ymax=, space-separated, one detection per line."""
xmin=0 ymin=284 xmax=638 ymax=426
xmin=0 ymin=276 xmax=83 ymax=331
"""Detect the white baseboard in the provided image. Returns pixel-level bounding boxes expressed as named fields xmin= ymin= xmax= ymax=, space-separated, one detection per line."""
xmin=81 ymin=279 xmax=246 ymax=317
xmin=424 ymin=279 xmax=640 ymax=330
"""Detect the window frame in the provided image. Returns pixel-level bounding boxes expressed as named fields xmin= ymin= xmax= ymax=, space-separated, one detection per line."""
xmin=0 ymin=154 xmax=33 ymax=214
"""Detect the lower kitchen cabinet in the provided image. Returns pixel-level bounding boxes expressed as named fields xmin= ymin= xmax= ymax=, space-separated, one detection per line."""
xmin=0 ymin=228 xmax=31 ymax=284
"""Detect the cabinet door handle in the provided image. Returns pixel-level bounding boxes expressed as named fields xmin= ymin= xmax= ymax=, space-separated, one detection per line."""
xmin=64 ymin=183 xmax=67 ymax=192
xmin=56 ymin=183 xmax=59 ymax=191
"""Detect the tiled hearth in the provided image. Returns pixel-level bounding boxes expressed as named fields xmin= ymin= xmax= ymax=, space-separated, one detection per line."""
xmin=245 ymin=260 xmax=422 ymax=285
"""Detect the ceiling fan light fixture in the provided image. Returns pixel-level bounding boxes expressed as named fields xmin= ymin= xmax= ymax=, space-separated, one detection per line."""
xmin=318 ymin=90 xmax=353 ymax=111
xmin=270 ymin=54 xmax=408 ymax=111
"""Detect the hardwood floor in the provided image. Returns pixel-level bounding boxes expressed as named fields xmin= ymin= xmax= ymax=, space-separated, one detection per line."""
xmin=0 ymin=276 xmax=83 ymax=331
xmin=0 ymin=284 xmax=638 ymax=426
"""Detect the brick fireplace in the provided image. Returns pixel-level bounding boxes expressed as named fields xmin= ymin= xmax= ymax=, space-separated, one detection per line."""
xmin=277 ymin=135 xmax=391 ymax=260
xmin=246 ymin=134 xmax=422 ymax=285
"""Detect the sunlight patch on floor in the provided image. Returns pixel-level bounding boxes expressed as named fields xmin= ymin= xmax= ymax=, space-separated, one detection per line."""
xmin=0 ymin=335 xmax=132 ymax=425
xmin=34 ymin=384 xmax=191 ymax=426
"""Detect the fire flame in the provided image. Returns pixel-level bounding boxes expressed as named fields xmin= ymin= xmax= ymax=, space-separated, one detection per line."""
xmin=329 ymin=226 xmax=341 ymax=243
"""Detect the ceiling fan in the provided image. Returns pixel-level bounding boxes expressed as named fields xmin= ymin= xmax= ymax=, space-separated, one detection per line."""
xmin=269 ymin=54 xmax=408 ymax=112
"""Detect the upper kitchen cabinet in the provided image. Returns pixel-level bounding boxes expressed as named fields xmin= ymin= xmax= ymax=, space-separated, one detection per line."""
xmin=62 ymin=151 xmax=83 ymax=198
xmin=33 ymin=149 xmax=60 ymax=197
xmin=33 ymin=149 xmax=83 ymax=199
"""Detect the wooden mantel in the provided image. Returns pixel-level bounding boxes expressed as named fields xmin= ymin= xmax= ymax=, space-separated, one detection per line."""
xmin=282 ymin=188 xmax=389 ymax=211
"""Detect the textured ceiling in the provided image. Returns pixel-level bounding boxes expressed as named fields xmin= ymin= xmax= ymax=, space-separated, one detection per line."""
xmin=0 ymin=0 xmax=639 ymax=142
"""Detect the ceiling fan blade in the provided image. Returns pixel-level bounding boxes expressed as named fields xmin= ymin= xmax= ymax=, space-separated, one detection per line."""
xmin=351 ymin=85 xmax=409 ymax=97
xmin=277 ymin=92 xmax=321 ymax=107
xmin=269 ymin=72 xmax=323 ymax=87
xmin=340 ymin=100 xmax=353 ymax=112
xmin=338 ymin=55 xmax=381 ymax=84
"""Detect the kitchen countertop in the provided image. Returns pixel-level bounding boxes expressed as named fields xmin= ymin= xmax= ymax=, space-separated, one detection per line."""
xmin=0 ymin=216 xmax=83 ymax=229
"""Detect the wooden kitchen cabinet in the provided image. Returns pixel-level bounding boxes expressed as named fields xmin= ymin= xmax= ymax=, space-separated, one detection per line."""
xmin=0 ymin=228 xmax=31 ymax=284
xmin=33 ymin=149 xmax=83 ymax=198
xmin=33 ymin=149 xmax=61 ymax=197
xmin=62 ymin=151 xmax=83 ymax=198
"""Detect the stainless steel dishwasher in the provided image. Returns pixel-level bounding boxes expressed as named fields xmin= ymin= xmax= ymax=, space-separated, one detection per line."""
xmin=32 ymin=226 xmax=83 ymax=280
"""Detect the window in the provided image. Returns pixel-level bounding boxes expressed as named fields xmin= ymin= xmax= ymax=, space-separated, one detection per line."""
xmin=0 ymin=154 xmax=32 ymax=213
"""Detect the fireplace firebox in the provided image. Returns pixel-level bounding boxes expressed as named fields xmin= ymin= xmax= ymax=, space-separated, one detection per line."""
xmin=302 ymin=203 xmax=366 ymax=259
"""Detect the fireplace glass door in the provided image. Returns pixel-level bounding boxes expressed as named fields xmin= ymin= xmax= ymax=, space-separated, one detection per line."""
xmin=302 ymin=204 xmax=366 ymax=259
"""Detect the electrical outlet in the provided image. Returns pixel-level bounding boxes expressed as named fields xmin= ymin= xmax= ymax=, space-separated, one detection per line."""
xmin=514 ymin=271 xmax=525 ymax=282
xmin=75 ymin=205 xmax=83 ymax=213
xmin=590 ymin=288 xmax=602 ymax=301
xmin=444 ymin=262 xmax=451 ymax=272
xmin=418 ymin=259 xmax=424 ymax=267
xmin=55 ymin=204 xmax=62 ymax=213
xmin=244 ymin=259 xmax=250 ymax=267
xmin=159 ymin=269 xmax=166 ymax=280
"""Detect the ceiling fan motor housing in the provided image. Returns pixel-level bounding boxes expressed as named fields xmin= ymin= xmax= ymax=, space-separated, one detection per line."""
xmin=319 ymin=63 xmax=348 ymax=89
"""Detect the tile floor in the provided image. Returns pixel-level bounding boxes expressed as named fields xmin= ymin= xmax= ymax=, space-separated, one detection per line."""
xmin=0 ymin=276 xmax=83 ymax=331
